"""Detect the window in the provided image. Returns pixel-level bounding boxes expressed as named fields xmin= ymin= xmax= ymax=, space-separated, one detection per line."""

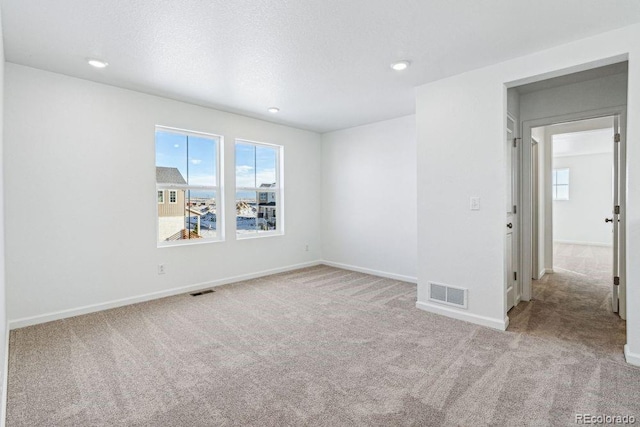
xmin=552 ymin=168 xmax=569 ymax=200
xmin=156 ymin=127 xmax=223 ymax=245
xmin=235 ymin=140 xmax=282 ymax=237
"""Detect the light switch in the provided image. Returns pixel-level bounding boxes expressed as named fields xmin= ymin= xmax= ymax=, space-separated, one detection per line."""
xmin=470 ymin=197 xmax=480 ymax=210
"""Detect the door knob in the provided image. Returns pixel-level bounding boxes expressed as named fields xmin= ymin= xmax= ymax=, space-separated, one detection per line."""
xmin=507 ymin=223 xmax=513 ymax=229
xmin=605 ymin=218 xmax=613 ymax=223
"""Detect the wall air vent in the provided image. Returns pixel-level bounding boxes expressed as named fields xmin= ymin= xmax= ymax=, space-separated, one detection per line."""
xmin=429 ymin=282 xmax=468 ymax=309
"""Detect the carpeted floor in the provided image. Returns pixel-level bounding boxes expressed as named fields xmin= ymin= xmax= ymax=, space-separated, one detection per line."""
xmin=508 ymin=242 xmax=625 ymax=360
xmin=6 ymin=261 xmax=640 ymax=426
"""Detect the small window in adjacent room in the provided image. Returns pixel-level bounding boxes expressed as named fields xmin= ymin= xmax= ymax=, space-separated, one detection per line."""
xmin=235 ymin=140 xmax=283 ymax=237
xmin=552 ymin=168 xmax=569 ymax=200
xmin=156 ymin=126 xmax=223 ymax=245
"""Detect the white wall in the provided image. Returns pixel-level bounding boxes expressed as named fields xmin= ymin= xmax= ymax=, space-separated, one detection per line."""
xmin=415 ymin=23 xmax=640 ymax=365
xmin=553 ymin=153 xmax=613 ymax=246
xmin=520 ymin=73 xmax=628 ymax=122
xmin=416 ymin=65 xmax=507 ymax=329
xmin=321 ymin=115 xmax=417 ymax=281
xmin=0 ymin=8 xmax=7 ymax=419
xmin=4 ymin=64 xmax=322 ymax=325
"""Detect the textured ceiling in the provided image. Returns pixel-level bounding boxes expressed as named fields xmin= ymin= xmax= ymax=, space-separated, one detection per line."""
xmin=2 ymin=0 xmax=640 ymax=133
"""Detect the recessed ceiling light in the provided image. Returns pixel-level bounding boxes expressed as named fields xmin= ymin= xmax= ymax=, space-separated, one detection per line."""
xmin=87 ymin=59 xmax=109 ymax=69
xmin=268 ymin=107 xmax=280 ymax=113
xmin=391 ymin=60 xmax=411 ymax=71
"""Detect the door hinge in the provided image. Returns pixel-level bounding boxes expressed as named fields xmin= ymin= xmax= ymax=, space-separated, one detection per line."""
xmin=513 ymin=205 xmax=517 ymax=214
xmin=513 ymin=138 xmax=518 ymax=147
xmin=514 ymin=272 xmax=517 ymax=281
xmin=614 ymin=205 xmax=620 ymax=214
xmin=614 ymin=133 xmax=621 ymax=143
xmin=614 ymin=276 xmax=620 ymax=286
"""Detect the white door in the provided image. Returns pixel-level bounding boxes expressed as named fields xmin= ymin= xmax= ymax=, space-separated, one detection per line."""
xmin=506 ymin=115 xmax=519 ymax=312
xmin=610 ymin=115 xmax=626 ymax=318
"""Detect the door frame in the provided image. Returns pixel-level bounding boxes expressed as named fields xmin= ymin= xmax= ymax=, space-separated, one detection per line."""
xmin=519 ymin=106 xmax=627 ymax=307
xmin=531 ymin=138 xmax=539 ymax=280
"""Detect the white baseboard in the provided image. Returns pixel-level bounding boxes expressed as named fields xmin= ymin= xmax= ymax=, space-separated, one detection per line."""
xmin=321 ymin=260 xmax=417 ymax=284
xmin=415 ymin=301 xmax=508 ymax=331
xmin=538 ymin=268 xmax=546 ymax=279
xmin=553 ymin=240 xmax=612 ymax=247
xmin=9 ymin=260 xmax=323 ymax=330
xmin=1 ymin=324 xmax=9 ymax=427
xmin=545 ymin=268 xmax=554 ymax=274
xmin=624 ymin=344 xmax=640 ymax=367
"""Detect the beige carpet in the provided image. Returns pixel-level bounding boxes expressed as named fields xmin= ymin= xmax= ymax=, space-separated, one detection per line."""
xmin=509 ymin=242 xmax=625 ymax=359
xmin=7 ymin=264 xmax=640 ymax=426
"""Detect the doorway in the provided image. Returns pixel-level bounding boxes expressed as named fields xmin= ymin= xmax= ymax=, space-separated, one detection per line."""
xmin=549 ymin=119 xmax=614 ymax=275
xmin=505 ymin=60 xmax=628 ymax=358
xmin=509 ymin=114 xmax=627 ymax=351
xmin=525 ymin=114 xmax=626 ymax=318
xmin=535 ymin=116 xmax=623 ymax=305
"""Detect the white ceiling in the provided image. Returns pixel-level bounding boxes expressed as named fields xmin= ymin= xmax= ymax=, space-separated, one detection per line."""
xmin=2 ymin=1 xmax=640 ymax=133
xmin=553 ymin=128 xmax=614 ymax=157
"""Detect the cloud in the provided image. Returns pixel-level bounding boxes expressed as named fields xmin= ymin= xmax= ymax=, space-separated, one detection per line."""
xmin=236 ymin=165 xmax=253 ymax=173
xmin=255 ymin=168 xmax=276 ymax=186
xmin=236 ymin=165 xmax=255 ymax=187
xmin=235 ymin=167 xmax=277 ymax=188
xmin=174 ymin=144 xmax=180 ymax=148
xmin=191 ymin=159 xmax=202 ymax=165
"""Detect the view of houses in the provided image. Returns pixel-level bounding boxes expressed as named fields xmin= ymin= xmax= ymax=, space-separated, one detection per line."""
xmin=157 ymin=166 xmax=277 ymax=242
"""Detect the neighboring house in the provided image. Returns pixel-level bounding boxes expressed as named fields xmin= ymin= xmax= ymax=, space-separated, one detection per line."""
xmin=156 ymin=166 xmax=191 ymax=241
xmin=257 ymin=183 xmax=276 ymax=227
xmin=258 ymin=182 xmax=276 ymax=204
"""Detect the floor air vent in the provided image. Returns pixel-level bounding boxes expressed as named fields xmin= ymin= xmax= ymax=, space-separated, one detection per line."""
xmin=190 ymin=289 xmax=214 ymax=296
xmin=429 ymin=282 xmax=468 ymax=309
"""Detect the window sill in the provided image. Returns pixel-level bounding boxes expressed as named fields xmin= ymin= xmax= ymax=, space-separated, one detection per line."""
xmin=157 ymin=237 xmax=225 ymax=248
xmin=236 ymin=231 xmax=284 ymax=240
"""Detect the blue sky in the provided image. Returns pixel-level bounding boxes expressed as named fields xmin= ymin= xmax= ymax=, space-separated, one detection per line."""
xmin=156 ymin=131 xmax=217 ymax=186
xmin=235 ymin=142 xmax=276 ymax=188
xmin=236 ymin=142 xmax=277 ymax=200
xmin=156 ymin=132 xmax=277 ymax=201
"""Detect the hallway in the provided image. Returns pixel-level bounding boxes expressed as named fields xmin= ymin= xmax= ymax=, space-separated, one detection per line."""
xmin=509 ymin=243 xmax=625 ymax=362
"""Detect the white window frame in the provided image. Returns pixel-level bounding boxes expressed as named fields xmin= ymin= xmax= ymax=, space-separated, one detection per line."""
xmin=157 ymin=190 xmax=164 ymax=204
xmin=235 ymin=139 xmax=284 ymax=239
xmin=156 ymin=126 xmax=224 ymax=247
xmin=169 ymin=190 xmax=178 ymax=204
xmin=552 ymin=168 xmax=570 ymax=201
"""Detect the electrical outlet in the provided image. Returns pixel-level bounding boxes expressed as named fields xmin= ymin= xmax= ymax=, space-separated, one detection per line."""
xmin=158 ymin=264 xmax=166 ymax=275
